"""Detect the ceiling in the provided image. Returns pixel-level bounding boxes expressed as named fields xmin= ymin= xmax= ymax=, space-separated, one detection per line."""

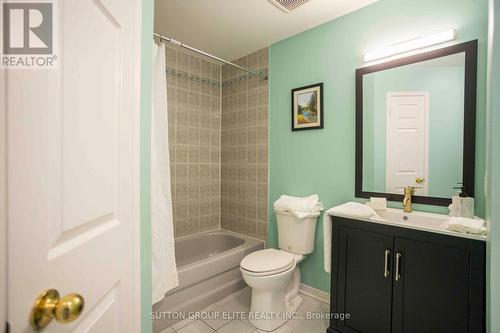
xmin=154 ymin=0 xmax=377 ymax=61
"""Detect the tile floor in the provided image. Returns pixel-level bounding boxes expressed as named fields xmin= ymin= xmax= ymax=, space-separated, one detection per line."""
xmin=160 ymin=287 xmax=329 ymax=333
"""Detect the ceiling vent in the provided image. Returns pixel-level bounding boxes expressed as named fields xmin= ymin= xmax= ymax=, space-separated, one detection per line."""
xmin=268 ymin=0 xmax=311 ymax=13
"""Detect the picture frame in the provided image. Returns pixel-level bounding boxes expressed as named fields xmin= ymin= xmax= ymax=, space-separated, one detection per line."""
xmin=291 ymin=82 xmax=324 ymax=131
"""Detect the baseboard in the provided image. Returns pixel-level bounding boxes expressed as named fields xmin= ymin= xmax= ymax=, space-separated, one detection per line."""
xmin=299 ymin=283 xmax=330 ymax=304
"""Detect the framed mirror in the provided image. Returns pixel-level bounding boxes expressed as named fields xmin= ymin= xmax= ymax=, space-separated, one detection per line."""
xmin=355 ymin=40 xmax=478 ymax=206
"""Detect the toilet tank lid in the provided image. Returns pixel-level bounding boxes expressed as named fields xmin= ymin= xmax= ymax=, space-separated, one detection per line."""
xmin=240 ymin=248 xmax=295 ymax=273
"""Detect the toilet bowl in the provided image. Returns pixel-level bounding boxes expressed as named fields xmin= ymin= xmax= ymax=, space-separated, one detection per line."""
xmin=240 ymin=249 xmax=304 ymax=331
xmin=240 ymin=209 xmax=321 ymax=332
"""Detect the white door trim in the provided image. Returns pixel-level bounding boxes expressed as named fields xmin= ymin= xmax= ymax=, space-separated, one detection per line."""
xmin=121 ymin=0 xmax=142 ymax=330
xmin=0 ymin=67 xmax=6 ymax=332
xmin=1 ymin=4 xmax=6 ymax=329
xmin=130 ymin=0 xmax=143 ymax=330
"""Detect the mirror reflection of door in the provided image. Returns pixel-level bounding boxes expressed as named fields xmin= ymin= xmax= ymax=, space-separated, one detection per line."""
xmin=386 ymin=92 xmax=429 ymax=195
xmin=361 ymin=50 xmax=467 ymax=200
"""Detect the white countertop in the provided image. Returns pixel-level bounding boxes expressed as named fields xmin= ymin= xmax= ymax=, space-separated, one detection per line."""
xmin=331 ymin=208 xmax=487 ymax=242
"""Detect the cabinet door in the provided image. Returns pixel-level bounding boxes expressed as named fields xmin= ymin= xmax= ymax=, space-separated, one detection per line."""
xmin=335 ymin=226 xmax=394 ymax=333
xmin=392 ymin=237 xmax=469 ymax=333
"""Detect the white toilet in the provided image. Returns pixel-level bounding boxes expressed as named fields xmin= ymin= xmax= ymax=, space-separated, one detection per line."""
xmin=240 ymin=209 xmax=320 ymax=331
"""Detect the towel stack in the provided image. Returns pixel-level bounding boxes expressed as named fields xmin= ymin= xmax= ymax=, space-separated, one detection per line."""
xmin=273 ymin=194 xmax=324 ymax=219
xmin=444 ymin=217 xmax=486 ymax=235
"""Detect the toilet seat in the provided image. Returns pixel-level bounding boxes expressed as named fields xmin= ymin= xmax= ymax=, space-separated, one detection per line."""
xmin=240 ymin=249 xmax=296 ymax=277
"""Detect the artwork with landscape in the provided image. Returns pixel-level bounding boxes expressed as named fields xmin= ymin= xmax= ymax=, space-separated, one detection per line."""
xmin=291 ymin=83 xmax=323 ymax=131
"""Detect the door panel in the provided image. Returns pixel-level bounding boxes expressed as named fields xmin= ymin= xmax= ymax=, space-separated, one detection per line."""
xmin=386 ymin=92 xmax=429 ymax=194
xmin=74 ymin=286 xmax=119 ymax=333
xmin=392 ymin=237 xmax=469 ymax=333
xmin=336 ymin=226 xmax=393 ymax=333
xmin=7 ymin=0 xmax=141 ymax=331
xmin=59 ymin=0 xmax=121 ymax=233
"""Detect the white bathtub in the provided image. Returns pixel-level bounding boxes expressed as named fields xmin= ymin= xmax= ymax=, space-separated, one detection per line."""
xmin=153 ymin=230 xmax=264 ymax=332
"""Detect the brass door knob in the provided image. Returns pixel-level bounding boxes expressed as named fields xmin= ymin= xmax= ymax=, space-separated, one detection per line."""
xmin=416 ymin=177 xmax=425 ymax=184
xmin=29 ymin=289 xmax=85 ymax=330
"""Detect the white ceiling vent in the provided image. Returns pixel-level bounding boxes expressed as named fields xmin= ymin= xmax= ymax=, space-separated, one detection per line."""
xmin=268 ymin=0 xmax=311 ymax=13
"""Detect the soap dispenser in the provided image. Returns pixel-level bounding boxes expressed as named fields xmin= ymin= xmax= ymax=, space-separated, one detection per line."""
xmin=460 ymin=192 xmax=474 ymax=218
xmin=452 ymin=185 xmax=474 ymax=218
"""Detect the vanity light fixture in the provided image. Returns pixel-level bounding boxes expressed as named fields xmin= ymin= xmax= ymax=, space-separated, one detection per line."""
xmin=363 ymin=29 xmax=457 ymax=63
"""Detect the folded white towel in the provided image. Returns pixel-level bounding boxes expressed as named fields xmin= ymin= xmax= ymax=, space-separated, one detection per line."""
xmin=323 ymin=202 xmax=381 ymax=273
xmin=327 ymin=201 xmax=379 ymax=219
xmin=274 ymin=194 xmax=324 ymax=219
xmin=274 ymin=194 xmax=322 ymax=212
xmin=445 ymin=217 xmax=486 ymax=235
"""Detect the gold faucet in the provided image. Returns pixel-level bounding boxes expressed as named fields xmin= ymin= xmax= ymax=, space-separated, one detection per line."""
xmin=402 ymin=186 xmax=418 ymax=213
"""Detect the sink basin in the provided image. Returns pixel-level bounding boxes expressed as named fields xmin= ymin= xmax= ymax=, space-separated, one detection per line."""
xmin=361 ymin=208 xmax=485 ymax=240
xmin=374 ymin=208 xmax=448 ymax=229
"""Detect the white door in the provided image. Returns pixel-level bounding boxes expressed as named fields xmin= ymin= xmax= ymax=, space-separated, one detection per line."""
xmin=6 ymin=0 xmax=141 ymax=332
xmin=386 ymin=92 xmax=429 ymax=195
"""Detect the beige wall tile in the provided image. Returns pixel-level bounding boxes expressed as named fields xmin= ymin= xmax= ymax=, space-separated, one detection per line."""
xmin=189 ymin=55 xmax=201 ymax=75
xmin=176 ymin=126 xmax=188 ymax=145
xmin=166 ymin=49 xmax=221 ymax=238
xmin=166 ymin=47 xmax=267 ymax=239
xmin=257 ymin=222 xmax=267 ymax=239
xmin=219 ymin=51 xmax=268 ymax=241
xmin=248 ymin=76 xmax=258 ymax=90
xmin=177 ymin=89 xmax=188 ymax=106
xmin=177 ymin=51 xmax=188 ymax=71
xmin=247 ymin=51 xmax=258 ymax=69
xmin=189 ymin=80 xmax=201 ymax=93
xmin=201 ymin=60 xmax=211 ymax=78
xmin=258 ymin=48 xmax=269 ymax=68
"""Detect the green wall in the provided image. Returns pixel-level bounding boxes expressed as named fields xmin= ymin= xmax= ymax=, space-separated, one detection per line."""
xmin=141 ymin=0 xmax=154 ymax=332
xmin=363 ymin=63 xmax=465 ymax=198
xmin=268 ymin=0 xmax=488 ymax=293
xmin=486 ymin=0 xmax=500 ymax=332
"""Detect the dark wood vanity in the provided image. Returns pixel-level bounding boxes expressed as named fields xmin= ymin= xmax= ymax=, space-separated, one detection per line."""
xmin=327 ymin=216 xmax=486 ymax=333
xmin=329 ymin=36 xmax=484 ymax=333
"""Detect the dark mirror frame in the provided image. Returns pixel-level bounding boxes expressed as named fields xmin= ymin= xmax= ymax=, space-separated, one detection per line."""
xmin=355 ymin=40 xmax=478 ymax=206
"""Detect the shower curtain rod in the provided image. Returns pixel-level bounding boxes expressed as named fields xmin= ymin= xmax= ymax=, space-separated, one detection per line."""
xmin=153 ymin=32 xmax=268 ymax=80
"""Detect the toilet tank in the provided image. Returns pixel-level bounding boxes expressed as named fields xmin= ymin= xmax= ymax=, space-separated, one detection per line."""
xmin=276 ymin=210 xmax=320 ymax=254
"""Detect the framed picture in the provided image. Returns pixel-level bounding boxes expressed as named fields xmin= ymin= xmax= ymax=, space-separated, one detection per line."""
xmin=291 ymin=82 xmax=323 ymax=131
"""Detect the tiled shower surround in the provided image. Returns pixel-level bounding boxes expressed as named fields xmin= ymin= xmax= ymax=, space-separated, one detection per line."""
xmin=165 ymin=44 xmax=269 ymax=241
xmin=165 ymin=45 xmax=222 ymax=237
xmin=221 ymin=48 xmax=269 ymax=241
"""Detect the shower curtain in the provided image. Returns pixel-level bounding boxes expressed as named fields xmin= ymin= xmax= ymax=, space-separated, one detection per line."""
xmin=151 ymin=42 xmax=178 ymax=305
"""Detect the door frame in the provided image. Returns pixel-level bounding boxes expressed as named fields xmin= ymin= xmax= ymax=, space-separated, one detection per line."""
xmin=129 ymin=0 xmax=142 ymax=328
xmin=385 ymin=91 xmax=429 ymax=195
xmin=1 ymin=3 xmax=6 ymax=328
xmin=124 ymin=0 xmax=143 ymax=329
xmin=1 ymin=66 xmax=6 ymax=331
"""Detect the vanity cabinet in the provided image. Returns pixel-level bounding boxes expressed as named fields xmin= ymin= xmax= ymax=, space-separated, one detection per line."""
xmin=328 ymin=216 xmax=485 ymax=333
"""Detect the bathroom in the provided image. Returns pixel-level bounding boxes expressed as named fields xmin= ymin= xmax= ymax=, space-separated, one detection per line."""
xmin=2 ymin=0 xmax=500 ymax=332
xmin=149 ymin=0 xmax=492 ymax=331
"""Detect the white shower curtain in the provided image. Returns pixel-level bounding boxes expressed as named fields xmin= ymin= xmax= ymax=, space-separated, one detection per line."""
xmin=151 ymin=42 xmax=178 ymax=305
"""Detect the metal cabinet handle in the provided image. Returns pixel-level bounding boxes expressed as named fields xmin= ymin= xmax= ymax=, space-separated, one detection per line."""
xmin=395 ymin=252 xmax=402 ymax=281
xmin=384 ymin=249 xmax=391 ymax=278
